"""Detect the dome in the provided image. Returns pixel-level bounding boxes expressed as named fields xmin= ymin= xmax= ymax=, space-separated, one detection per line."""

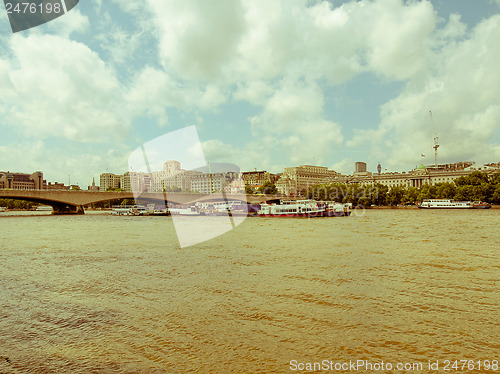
xmin=417 ymin=164 xmax=426 ymax=170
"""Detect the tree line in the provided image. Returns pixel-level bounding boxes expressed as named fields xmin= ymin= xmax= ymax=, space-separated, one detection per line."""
xmin=246 ymin=181 xmax=279 ymax=195
xmin=0 ymin=199 xmax=37 ymax=210
xmin=305 ymin=171 xmax=500 ymax=206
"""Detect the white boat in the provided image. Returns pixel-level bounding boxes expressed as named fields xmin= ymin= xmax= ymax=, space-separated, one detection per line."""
xmin=323 ymin=201 xmax=352 ymax=217
xmin=418 ymin=199 xmax=491 ymax=209
xmin=36 ymin=205 xmax=53 ymax=211
xmin=111 ymin=205 xmax=148 ymax=215
xmin=169 ymin=206 xmax=202 ymax=216
xmin=195 ymin=200 xmax=247 ymax=216
xmin=257 ymin=200 xmax=350 ymax=217
xmin=0 ymin=207 xmax=6 ymax=212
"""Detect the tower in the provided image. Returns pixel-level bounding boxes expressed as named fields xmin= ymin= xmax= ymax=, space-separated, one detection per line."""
xmin=355 ymin=162 xmax=367 ymax=173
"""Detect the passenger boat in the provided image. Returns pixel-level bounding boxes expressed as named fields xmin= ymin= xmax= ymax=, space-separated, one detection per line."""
xmin=0 ymin=207 xmax=6 ymax=212
xmin=257 ymin=200 xmax=350 ymax=217
xmin=195 ymin=201 xmax=247 ymax=216
xmin=169 ymin=206 xmax=203 ymax=216
xmin=111 ymin=205 xmax=148 ymax=215
xmin=418 ymin=199 xmax=491 ymax=209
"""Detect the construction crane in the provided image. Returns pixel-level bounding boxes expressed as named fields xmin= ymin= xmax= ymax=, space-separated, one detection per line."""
xmin=429 ymin=110 xmax=439 ymax=166
xmin=207 ymin=161 xmax=214 ymax=193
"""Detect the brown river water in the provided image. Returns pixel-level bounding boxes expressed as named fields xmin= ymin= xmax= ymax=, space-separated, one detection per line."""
xmin=0 ymin=209 xmax=499 ymax=373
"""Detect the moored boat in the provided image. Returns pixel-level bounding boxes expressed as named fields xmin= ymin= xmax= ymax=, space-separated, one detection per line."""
xmin=111 ymin=205 xmax=148 ymax=215
xmin=257 ymin=200 xmax=350 ymax=217
xmin=323 ymin=201 xmax=352 ymax=217
xmin=418 ymin=199 xmax=491 ymax=209
xmin=169 ymin=206 xmax=203 ymax=216
xmin=472 ymin=201 xmax=492 ymax=209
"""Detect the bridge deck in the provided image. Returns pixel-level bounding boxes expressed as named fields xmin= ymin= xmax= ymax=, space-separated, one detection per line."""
xmin=0 ymin=189 xmax=290 ymax=207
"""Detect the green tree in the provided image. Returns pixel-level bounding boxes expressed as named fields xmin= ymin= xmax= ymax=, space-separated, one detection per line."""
xmin=455 ymin=171 xmax=489 ymax=186
xmin=492 ymin=185 xmax=500 ymax=204
xmin=258 ymin=181 xmax=278 ymax=195
xmin=436 ymin=182 xmax=456 ymax=199
xmin=454 ymin=185 xmax=473 ymax=201
xmin=373 ymin=183 xmax=389 ymax=206
xmin=245 ymin=184 xmax=256 ymax=195
xmin=106 ymin=187 xmax=124 ymax=192
xmin=490 ymin=171 xmax=500 ymax=185
xmin=387 ymin=186 xmax=405 ymax=206
xmin=0 ymin=198 xmax=35 ymax=210
xmin=417 ymin=184 xmax=437 ymax=202
xmin=403 ymin=187 xmax=419 ymax=205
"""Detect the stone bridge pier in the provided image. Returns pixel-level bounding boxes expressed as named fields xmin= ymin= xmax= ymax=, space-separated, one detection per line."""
xmin=51 ymin=203 xmax=85 ymax=215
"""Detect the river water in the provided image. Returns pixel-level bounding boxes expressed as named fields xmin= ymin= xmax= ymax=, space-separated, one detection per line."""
xmin=0 ymin=209 xmax=499 ymax=373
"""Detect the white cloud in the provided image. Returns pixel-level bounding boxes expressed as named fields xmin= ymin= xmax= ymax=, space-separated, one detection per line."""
xmin=126 ymin=67 xmax=229 ymax=120
xmin=3 ymin=0 xmax=499 ymax=183
xmin=233 ymin=81 xmax=274 ymax=106
xmin=250 ymin=80 xmax=325 ymax=134
xmin=0 ymin=140 xmax=130 ymax=186
xmin=127 ymin=0 xmax=447 ymax=172
xmin=230 ymin=80 xmax=345 ymax=169
xmin=352 ymin=14 xmax=500 ymax=170
xmin=140 ymin=0 xmax=440 ymax=87
xmin=46 ymin=9 xmax=89 ymax=37
xmin=331 ymin=158 xmax=356 ymax=175
xmin=146 ymin=0 xmax=246 ymax=82
xmin=1 ymin=34 xmax=128 ymax=142
xmin=363 ymin=0 xmax=436 ymax=80
xmin=92 ymin=0 xmax=102 ymax=13
xmin=202 ymin=138 xmax=277 ymax=172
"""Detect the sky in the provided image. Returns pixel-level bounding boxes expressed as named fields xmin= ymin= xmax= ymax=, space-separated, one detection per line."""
xmin=1 ymin=0 xmax=500 ymax=187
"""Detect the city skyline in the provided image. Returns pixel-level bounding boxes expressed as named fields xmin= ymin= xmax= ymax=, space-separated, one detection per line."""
xmin=1 ymin=1 xmax=500 ymax=186
xmin=9 ymin=158 xmax=500 ymax=194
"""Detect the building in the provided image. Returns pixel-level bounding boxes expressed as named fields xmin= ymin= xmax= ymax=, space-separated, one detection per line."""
xmin=0 ymin=171 xmax=46 ymax=190
xmin=345 ymin=161 xmax=500 ymax=188
xmin=87 ymin=178 xmax=100 ymax=192
xmin=190 ymin=172 xmax=239 ymax=194
xmin=100 ymin=173 xmax=122 ymax=191
xmin=242 ymin=170 xmax=279 ymax=188
xmin=355 ymin=162 xmax=367 ymax=173
xmin=122 ymin=171 xmax=150 ymax=193
xmin=224 ymin=175 xmax=246 ymax=195
xmin=148 ymin=161 xmax=202 ymax=193
xmin=47 ymin=182 xmax=70 ymax=190
xmin=276 ymin=165 xmax=339 ymax=196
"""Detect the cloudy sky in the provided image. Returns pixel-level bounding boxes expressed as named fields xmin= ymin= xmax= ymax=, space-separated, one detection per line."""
xmin=1 ymin=0 xmax=500 ymax=187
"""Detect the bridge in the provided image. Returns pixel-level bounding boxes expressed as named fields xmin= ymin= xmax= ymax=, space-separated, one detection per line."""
xmin=0 ymin=189 xmax=289 ymax=214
